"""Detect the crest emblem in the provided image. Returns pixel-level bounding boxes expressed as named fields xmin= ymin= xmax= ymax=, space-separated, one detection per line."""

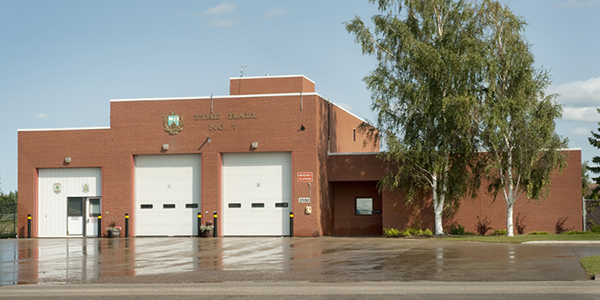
xmin=53 ymin=183 xmax=62 ymax=194
xmin=163 ymin=112 xmax=184 ymax=135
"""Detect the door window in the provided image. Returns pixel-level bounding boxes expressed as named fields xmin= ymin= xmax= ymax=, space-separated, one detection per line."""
xmin=67 ymin=197 xmax=84 ymax=216
xmin=89 ymin=199 xmax=100 ymax=217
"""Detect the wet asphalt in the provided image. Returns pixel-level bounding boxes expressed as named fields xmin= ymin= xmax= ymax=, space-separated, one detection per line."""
xmin=1 ymin=237 xmax=600 ymax=285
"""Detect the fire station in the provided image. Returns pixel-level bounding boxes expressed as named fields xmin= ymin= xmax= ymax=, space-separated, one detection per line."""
xmin=17 ymin=75 xmax=583 ymax=237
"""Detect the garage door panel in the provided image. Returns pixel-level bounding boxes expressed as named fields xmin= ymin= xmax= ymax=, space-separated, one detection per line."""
xmin=135 ymin=155 xmax=201 ymax=236
xmin=222 ymin=152 xmax=291 ymax=236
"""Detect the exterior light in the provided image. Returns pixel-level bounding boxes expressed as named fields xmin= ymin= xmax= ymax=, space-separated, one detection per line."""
xmin=162 ymin=144 xmax=169 ymax=151
xmin=64 ymin=157 xmax=71 ymax=164
xmin=251 ymin=142 xmax=258 ymax=149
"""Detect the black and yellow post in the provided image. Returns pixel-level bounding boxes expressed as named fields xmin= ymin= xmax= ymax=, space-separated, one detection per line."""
xmin=197 ymin=213 xmax=201 ymax=237
xmin=125 ymin=213 xmax=129 ymax=237
xmin=97 ymin=215 xmax=102 ymax=238
xmin=289 ymin=212 xmax=293 ymax=237
xmin=27 ymin=214 xmax=32 ymax=238
xmin=213 ymin=211 xmax=217 ymax=237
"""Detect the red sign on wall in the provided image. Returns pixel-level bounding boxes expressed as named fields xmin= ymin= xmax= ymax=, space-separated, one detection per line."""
xmin=297 ymin=172 xmax=313 ymax=182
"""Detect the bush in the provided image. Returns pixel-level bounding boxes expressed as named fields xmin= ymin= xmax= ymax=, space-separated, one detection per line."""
xmin=528 ymin=231 xmax=549 ymax=235
xmin=449 ymin=224 xmax=465 ymax=235
xmin=491 ymin=229 xmax=507 ymax=236
xmin=515 ymin=213 xmax=527 ymax=235
xmin=590 ymin=223 xmax=600 ymax=234
xmin=399 ymin=228 xmax=432 ymax=238
xmin=555 ymin=217 xmax=574 ymax=234
xmin=476 ymin=216 xmax=492 ymax=236
xmin=383 ymin=228 xmax=399 ymax=237
xmin=563 ymin=230 xmax=593 ymax=235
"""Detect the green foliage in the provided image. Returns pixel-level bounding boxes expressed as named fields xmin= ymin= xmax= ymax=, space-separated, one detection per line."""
xmin=449 ymin=224 xmax=465 ymax=235
xmin=0 ymin=191 xmax=18 ymax=238
xmin=479 ymin=0 xmax=567 ymax=237
xmin=398 ymin=228 xmax=433 ymax=238
xmin=491 ymin=229 xmax=507 ymax=236
xmin=590 ymin=223 xmax=600 ymax=234
xmin=588 ymin=110 xmax=600 ymax=197
xmin=383 ymin=228 xmax=400 ymax=237
xmin=528 ymin=231 xmax=549 ymax=235
xmin=346 ymin=0 xmax=485 ymax=235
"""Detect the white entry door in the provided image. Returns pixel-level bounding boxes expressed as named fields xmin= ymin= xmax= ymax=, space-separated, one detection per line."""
xmin=67 ymin=197 xmax=84 ymax=236
xmin=222 ymin=152 xmax=292 ymax=236
xmin=86 ymin=198 xmax=101 ymax=237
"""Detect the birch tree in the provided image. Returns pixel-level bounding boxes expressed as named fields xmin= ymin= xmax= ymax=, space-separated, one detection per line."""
xmin=480 ymin=0 xmax=567 ymax=236
xmin=346 ymin=0 xmax=484 ymax=235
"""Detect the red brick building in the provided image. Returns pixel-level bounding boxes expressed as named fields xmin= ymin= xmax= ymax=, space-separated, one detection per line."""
xmin=17 ymin=75 xmax=582 ymax=237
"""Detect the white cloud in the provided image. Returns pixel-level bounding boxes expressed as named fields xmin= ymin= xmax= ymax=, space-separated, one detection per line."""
xmin=550 ymin=76 xmax=600 ymax=108
xmin=562 ymin=107 xmax=600 ymax=122
xmin=572 ymin=126 xmax=591 ymax=136
xmin=556 ymin=0 xmax=600 ymax=9
xmin=208 ymin=18 xmax=236 ymax=28
xmin=204 ymin=2 xmax=236 ymax=15
xmin=261 ymin=7 xmax=287 ymax=19
xmin=34 ymin=113 xmax=47 ymax=119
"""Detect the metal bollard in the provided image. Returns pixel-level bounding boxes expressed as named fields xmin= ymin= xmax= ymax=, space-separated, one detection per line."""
xmin=27 ymin=214 xmax=32 ymax=238
xmin=97 ymin=215 xmax=102 ymax=238
xmin=289 ymin=212 xmax=294 ymax=237
xmin=213 ymin=211 xmax=217 ymax=237
xmin=125 ymin=213 xmax=129 ymax=237
xmin=197 ymin=213 xmax=202 ymax=237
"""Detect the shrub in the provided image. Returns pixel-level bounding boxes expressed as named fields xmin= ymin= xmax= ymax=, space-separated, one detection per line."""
xmin=555 ymin=217 xmax=574 ymax=234
xmin=476 ymin=216 xmax=492 ymax=236
xmin=449 ymin=224 xmax=465 ymax=235
xmin=590 ymin=223 xmax=600 ymax=234
xmin=515 ymin=213 xmax=527 ymax=235
xmin=563 ymin=231 xmax=593 ymax=235
xmin=491 ymin=229 xmax=507 ymax=236
xmin=400 ymin=229 xmax=413 ymax=237
xmin=383 ymin=228 xmax=399 ymax=237
xmin=465 ymin=231 xmax=477 ymax=235
xmin=399 ymin=228 xmax=433 ymax=238
xmin=528 ymin=231 xmax=549 ymax=235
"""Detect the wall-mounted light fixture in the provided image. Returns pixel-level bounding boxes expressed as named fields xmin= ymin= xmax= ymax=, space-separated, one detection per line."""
xmin=251 ymin=142 xmax=258 ymax=149
xmin=300 ymin=124 xmax=306 ymax=131
xmin=162 ymin=144 xmax=169 ymax=151
xmin=207 ymin=137 xmax=211 ymax=143
xmin=64 ymin=157 xmax=72 ymax=164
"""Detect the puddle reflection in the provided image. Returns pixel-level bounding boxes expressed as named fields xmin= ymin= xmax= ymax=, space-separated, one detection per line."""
xmin=3 ymin=238 xmax=600 ymax=285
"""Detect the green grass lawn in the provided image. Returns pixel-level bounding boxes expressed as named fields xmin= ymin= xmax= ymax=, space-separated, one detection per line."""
xmin=438 ymin=233 xmax=600 ymax=277
xmin=437 ymin=233 xmax=600 ymax=244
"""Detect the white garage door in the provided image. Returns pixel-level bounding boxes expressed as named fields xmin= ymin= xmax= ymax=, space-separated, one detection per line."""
xmin=222 ymin=152 xmax=292 ymax=236
xmin=134 ymin=155 xmax=201 ymax=236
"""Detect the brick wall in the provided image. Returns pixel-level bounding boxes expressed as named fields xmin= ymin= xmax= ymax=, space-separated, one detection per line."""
xmin=18 ymin=75 xmax=372 ymax=237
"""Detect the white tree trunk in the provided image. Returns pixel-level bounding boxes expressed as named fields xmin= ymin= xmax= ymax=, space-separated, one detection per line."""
xmin=506 ymin=200 xmax=514 ymax=237
xmin=432 ymin=174 xmax=445 ymax=235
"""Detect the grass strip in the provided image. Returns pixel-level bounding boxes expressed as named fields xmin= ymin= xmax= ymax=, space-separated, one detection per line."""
xmin=580 ymin=255 xmax=600 ymax=277
xmin=437 ymin=233 xmax=600 ymax=244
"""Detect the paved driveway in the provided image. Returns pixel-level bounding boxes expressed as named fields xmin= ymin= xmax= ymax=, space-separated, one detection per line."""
xmin=2 ymin=237 xmax=600 ymax=285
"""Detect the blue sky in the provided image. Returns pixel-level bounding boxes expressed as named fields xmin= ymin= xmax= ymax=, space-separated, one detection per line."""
xmin=1 ymin=0 xmax=599 ymax=193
